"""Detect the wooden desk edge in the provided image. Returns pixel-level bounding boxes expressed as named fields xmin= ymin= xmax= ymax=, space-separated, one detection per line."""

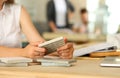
xmin=0 ymin=70 xmax=116 ymax=78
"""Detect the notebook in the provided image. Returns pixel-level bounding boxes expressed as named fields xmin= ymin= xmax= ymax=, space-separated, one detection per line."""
xmin=39 ymin=37 xmax=65 ymax=55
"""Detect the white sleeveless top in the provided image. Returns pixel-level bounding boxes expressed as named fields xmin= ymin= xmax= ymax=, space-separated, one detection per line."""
xmin=54 ymin=0 xmax=67 ymax=27
xmin=0 ymin=4 xmax=22 ymax=48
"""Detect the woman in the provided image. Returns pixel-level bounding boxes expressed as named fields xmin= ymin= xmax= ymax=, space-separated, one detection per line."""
xmin=47 ymin=0 xmax=74 ymax=32
xmin=0 ymin=0 xmax=74 ymax=59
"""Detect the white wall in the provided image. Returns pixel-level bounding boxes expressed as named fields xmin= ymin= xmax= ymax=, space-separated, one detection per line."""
xmin=70 ymin=0 xmax=86 ymax=22
xmin=15 ymin=0 xmax=48 ymax=22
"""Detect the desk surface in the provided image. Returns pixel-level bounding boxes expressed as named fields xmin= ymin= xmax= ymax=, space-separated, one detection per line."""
xmin=0 ymin=58 xmax=120 ymax=78
xmin=43 ymin=32 xmax=106 ymax=43
xmin=43 ymin=32 xmax=89 ymax=42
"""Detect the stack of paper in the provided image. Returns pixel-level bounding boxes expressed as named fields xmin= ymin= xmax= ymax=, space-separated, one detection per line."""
xmin=0 ymin=57 xmax=33 ymax=67
xmin=37 ymin=57 xmax=76 ymax=67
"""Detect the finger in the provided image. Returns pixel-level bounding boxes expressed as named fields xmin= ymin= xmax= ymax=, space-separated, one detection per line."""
xmin=57 ymin=43 xmax=73 ymax=51
xmin=59 ymin=48 xmax=74 ymax=59
xmin=34 ymin=51 xmax=45 ymax=56
xmin=64 ymin=37 xmax=67 ymax=43
xmin=34 ymin=52 xmax=40 ymax=56
xmin=39 ymin=52 xmax=45 ymax=56
xmin=35 ymin=47 xmax=46 ymax=53
xmin=58 ymin=49 xmax=70 ymax=54
xmin=67 ymin=55 xmax=73 ymax=59
xmin=34 ymin=55 xmax=44 ymax=59
xmin=32 ymin=52 xmax=45 ymax=59
xmin=28 ymin=54 xmax=42 ymax=59
xmin=61 ymin=53 xmax=70 ymax=57
xmin=68 ymin=48 xmax=74 ymax=59
xmin=71 ymin=47 xmax=74 ymax=54
xmin=60 ymin=55 xmax=73 ymax=59
xmin=58 ymin=50 xmax=70 ymax=58
xmin=58 ymin=46 xmax=74 ymax=54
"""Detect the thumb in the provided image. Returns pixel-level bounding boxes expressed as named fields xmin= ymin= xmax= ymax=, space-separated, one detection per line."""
xmin=64 ymin=37 xmax=67 ymax=43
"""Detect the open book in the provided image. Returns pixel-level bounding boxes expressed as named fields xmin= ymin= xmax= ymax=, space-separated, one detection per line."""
xmin=73 ymin=42 xmax=117 ymax=57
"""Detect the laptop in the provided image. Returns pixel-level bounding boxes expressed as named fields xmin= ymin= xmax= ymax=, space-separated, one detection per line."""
xmin=100 ymin=56 xmax=120 ymax=67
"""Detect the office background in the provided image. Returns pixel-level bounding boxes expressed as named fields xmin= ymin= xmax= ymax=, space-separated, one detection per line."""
xmin=15 ymin=0 xmax=120 ymax=35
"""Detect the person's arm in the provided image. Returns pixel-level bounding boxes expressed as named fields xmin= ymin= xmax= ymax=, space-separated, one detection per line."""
xmin=20 ymin=6 xmax=74 ymax=59
xmin=0 ymin=43 xmax=46 ymax=58
xmin=20 ymin=6 xmax=45 ymax=43
xmin=67 ymin=0 xmax=75 ymax=13
xmin=0 ymin=46 xmax=25 ymax=57
xmin=49 ymin=21 xmax=57 ymax=32
xmin=47 ymin=1 xmax=57 ymax=32
xmin=0 ymin=6 xmax=74 ymax=59
xmin=19 ymin=6 xmax=46 ymax=58
xmin=67 ymin=0 xmax=75 ymax=20
xmin=0 ymin=6 xmax=46 ymax=58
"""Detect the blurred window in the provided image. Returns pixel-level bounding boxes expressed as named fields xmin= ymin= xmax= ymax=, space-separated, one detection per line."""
xmin=106 ymin=0 xmax=120 ymax=34
xmin=86 ymin=0 xmax=99 ymax=33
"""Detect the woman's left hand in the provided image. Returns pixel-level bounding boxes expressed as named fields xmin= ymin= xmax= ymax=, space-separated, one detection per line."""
xmin=57 ymin=43 xmax=74 ymax=59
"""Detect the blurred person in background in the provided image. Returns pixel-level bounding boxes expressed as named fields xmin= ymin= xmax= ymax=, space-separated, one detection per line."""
xmin=73 ymin=8 xmax=89 ymax=33
xmin=46 ymin=0 xmax=75 ymax=32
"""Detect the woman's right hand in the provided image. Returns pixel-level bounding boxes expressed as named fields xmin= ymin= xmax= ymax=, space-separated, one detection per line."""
xmin=23 ymin=42 xmax=46 ymax=59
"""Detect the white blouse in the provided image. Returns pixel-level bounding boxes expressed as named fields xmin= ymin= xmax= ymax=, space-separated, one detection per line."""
xmin=54 ymin=0 xmax=67 ymax=27
xmin=0 ymin=4 xmax=22 ymax=48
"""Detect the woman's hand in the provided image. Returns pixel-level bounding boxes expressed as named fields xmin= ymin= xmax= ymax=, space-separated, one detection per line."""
xmin=23 ymin=42 xmax=46 ymax=59
xmin=57 ymin=43 xmax=74 ymax=59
